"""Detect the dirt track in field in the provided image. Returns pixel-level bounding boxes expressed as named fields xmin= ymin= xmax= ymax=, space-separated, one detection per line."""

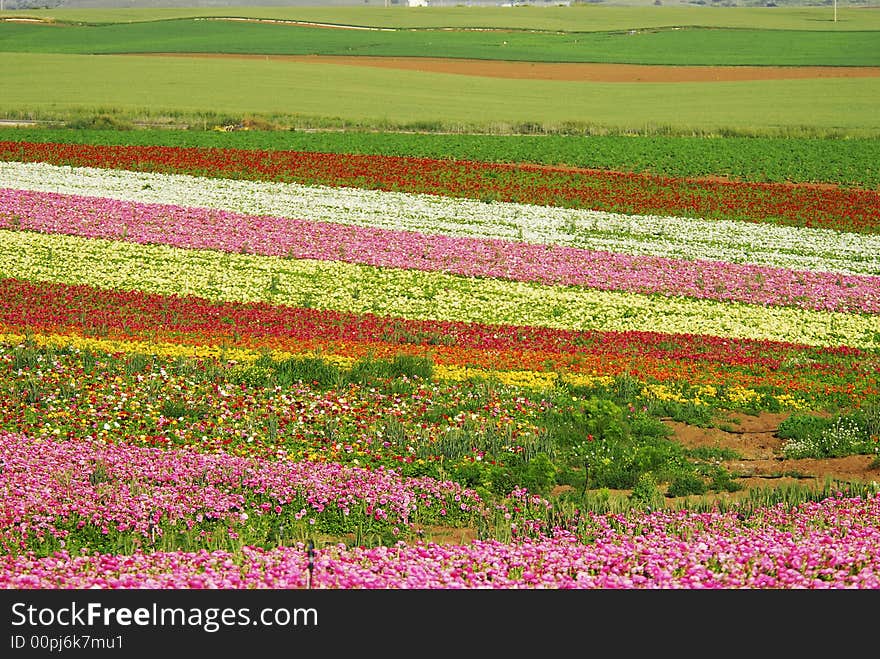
xmin=141 ymin=53 xmax=880 ymax=83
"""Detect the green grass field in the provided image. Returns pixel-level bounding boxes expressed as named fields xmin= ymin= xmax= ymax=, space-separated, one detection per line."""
xmin=1 ymin=6 xmax=878 ymax=135
xmin=2 ymin=52 xmax=877 ymax=136
xmin=1 ymin=19 xmax=877 ymax=65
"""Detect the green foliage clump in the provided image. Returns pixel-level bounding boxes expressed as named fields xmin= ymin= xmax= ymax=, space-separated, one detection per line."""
xmin=707 ymin=466 xmax=743 ymax=494
xmin=779 ymin=407 xmax=879 ymax=459
xmin=777 ymin=413 xmax=834 ymax=444
xmin=345 ymin=353 xmax=433 ymax=384
xmin=666 ymin=472 xmax=708 ymax=498
xmin=276 ymin=355 xmax=343 ymax=389
xmin=64 ymin=114 xmax=133 ymax=131
xmin=630 ymin=472 xmax=663 ymax=509
xmin=782 ymin=416 xmax=875 ymax=459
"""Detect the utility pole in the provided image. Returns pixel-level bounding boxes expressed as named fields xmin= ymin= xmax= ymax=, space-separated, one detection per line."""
xmin=834 ymin=0 xmax=838 ymax=23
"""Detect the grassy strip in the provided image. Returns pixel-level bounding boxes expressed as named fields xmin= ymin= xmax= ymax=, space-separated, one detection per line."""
xmin=3 ymin=109 xmax=870 ymax=140
xmin=2 ymin=53 xmax=878 ymax=137
xmin=2 ymin=20 xmax=878 ymax=66
xmin=2 ymin=127 xmax=877 ymax=188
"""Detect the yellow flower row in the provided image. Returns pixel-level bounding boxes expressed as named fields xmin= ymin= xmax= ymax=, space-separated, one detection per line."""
xmin=640 ymin=382 xmax=807 ymax=411
xmin=1 ymin=330 xmax=809 ymax=411
xmin=2 ymin=230 xmax=876 ymax=349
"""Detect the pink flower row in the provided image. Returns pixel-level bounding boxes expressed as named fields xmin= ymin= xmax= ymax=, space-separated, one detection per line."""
xmin=3 ymin=495 xmax=879 ymax=588
xmin=0 ymin=432 xmax=482 ymax=549
xmin=2 ymin=188 xmax=876 ymax=314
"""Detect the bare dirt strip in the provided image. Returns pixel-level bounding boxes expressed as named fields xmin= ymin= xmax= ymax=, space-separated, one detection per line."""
xmin=139 ymin=53 xmax=880 ymax=83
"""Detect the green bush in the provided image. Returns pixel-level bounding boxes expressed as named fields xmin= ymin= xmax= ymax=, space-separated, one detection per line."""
xmin=777 ymin=413 xmax=832 ymax=443
xmin=707 ymin=466 xmax=743 ymax=493
xmin=782 ymin=416 xmax=874 ymax=459
xmin=64 ymin=114 xmax=133 ymax=130
xmin=666 ymin=473 xmax=708 ymax=498
xmin=519 ymin=452 xmax=557 ymax=496
xmin=630 ymin=472 xmax=663 ymax=509
xmin=629 ymin=414 xmax=673 ymax=440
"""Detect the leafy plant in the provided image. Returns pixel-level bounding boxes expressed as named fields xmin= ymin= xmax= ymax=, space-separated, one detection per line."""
xmin=630 ymin=472 xmax=663 ymax=509
xmin=777 ymin=413 xmax=833 ymax=444
xmin=666 ymin=473 xmax=708 ymax=498
xmin=782 ymin=416 xmax=874 ymax=459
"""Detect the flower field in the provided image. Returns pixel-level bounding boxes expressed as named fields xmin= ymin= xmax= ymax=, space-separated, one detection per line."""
xmin=1 ymin=136 xmax=879 ymax=590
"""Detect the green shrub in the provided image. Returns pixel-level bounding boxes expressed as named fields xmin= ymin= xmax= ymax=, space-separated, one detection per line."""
xmin=666 ymin=473 xmax=708 ymax=498
xmin=546 ymin=396 xmax=628 ymax=449
xmin=707 ymin=466 xmax=743 ymax=493
xmin=630 ymin=437 xmax=689 ymax=476
xmin=782 ymin=416 xmax=874 ymax=459
xmin=777 ymin=413 xmax=832 ymax=443
xmin=64 ymin=114 xmax=133 ymax=130
xmin=630 ymin=472 xmax=663 ymax=509
xmin=668 ymin=401 xmax=715 ymax=427
xmin=629 ymin=414 xmax=672 ymax=440
xmin=519 ymin=452 xmax=557 ymax=496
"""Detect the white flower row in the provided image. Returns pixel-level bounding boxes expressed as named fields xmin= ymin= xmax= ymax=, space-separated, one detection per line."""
xmin=1 ymin=161 xmax=877 ymax=276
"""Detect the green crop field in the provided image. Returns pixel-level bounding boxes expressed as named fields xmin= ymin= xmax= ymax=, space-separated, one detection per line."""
xmin=1 ymin=6 xmax=877 ymax=135
xmin=0 ymin=19 xmax=877 ymax=66
xmin=3 ymin=126 xmax=877 ymax=187
xmin=1 ymin=52 xmax=877 ymax=136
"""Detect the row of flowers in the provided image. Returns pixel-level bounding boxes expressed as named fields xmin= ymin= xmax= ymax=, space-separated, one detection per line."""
xmin=0 ymin=431 xmax=509 ymax=556
xmin=1 ymin=136 xmax=878 ymax=589
xmin=3 ymin=161 xmax=877 ymax=276
xmin=7 ymin=329 xmax=857 ymax=414
xmin=4 ymin=493 xmax=879 ymax=588
xmin=3 ymin=228 xmax=876 ymax=349
xmin=2 ymin=186 xmax=877 ymax=313
xmin=0 ymin=338 xmax=551 ymax=460
xmin=1 ymin=141 xmax=877 ymax=234
xmin=0 ymin=334 xmax=827 ymax=468
xmin=1 ymin=278 xmax=875 ymax=404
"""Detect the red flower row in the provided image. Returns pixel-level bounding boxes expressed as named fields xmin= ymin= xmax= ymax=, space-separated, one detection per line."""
xmin=1 ymin=141 xmax=877 ymax=234
xmin=2 ymin=278 xmax=874 ymax=397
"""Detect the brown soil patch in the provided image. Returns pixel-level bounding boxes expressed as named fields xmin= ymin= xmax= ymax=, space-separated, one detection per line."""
xmin=667 ymin=411 xmax=879 ymax=494
xmin=416 ymin=525 xmax=480 ymax=546
xmin=140 ymin=53 xmax=880 ymax=83
xmin=553 ymin=410 xmax=879 ymax=508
